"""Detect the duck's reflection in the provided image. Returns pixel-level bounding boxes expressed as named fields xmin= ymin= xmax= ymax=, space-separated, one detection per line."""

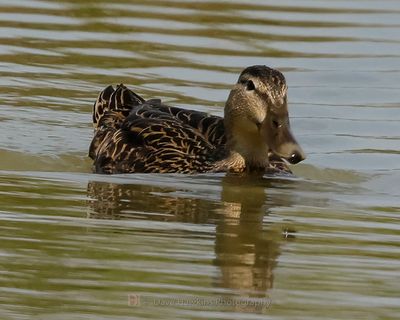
xmin=87 ymin=175 xmax=295 ymax=296
xmin=87 ymin=181 xmax=221 ymax=223
xmin=214 ymin=176 xmax=284 ymax=295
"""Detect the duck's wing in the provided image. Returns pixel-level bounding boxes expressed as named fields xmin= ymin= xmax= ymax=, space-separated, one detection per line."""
xmin=147 ymin=103 xmax=226 ymax=147
xmin=93 ymin=104 xmax=223 ymax=173
xmin=92 ymin=84 xmax=225 ymax=145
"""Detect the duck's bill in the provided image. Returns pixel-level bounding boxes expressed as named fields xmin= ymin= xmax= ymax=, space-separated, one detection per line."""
xmin=267 ymin=124 xmax=306 ymax=164
xmin=268 ymin=140 xmax=306 ymax=165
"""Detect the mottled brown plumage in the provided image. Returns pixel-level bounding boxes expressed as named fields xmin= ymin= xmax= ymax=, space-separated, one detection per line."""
xmin=89 ymin=65 xmax=305 ymax=174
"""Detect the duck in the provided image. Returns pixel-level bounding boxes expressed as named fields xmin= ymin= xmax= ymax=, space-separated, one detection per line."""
xmin=89 ymin=65 xmax=305 ymax=174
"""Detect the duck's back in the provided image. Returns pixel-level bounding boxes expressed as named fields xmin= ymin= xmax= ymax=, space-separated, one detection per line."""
xmin=89 ymin=85 xmax=226 ymax=174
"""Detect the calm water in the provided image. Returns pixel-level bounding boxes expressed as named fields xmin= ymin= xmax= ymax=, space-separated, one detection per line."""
xmin=1 ymin=0 xmax=399 ymax=319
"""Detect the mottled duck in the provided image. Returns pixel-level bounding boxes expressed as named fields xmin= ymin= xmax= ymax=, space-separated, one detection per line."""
xmin=89 ymin=65 xmax=305 ymax=174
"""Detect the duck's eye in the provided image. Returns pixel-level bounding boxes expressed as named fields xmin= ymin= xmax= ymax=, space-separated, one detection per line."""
xmin=272 ymin=120 xmax=280 ymax=128
xmin=245 ymin=80 xmax=255 ymax=91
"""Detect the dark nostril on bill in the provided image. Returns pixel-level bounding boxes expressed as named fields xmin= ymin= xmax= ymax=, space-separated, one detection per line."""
xmin=288 ymin=152 xmax=303 ymax=164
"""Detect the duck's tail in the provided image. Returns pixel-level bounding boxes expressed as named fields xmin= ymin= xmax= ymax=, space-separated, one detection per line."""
xmin=89 ymin=84 xmax=145 ymax=161
xmin=92 ymin=84 xmax=145 ymax=129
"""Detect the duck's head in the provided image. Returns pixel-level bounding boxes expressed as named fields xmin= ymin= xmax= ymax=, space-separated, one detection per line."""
xmin=224 ymin=65 xmax=305 ymax=170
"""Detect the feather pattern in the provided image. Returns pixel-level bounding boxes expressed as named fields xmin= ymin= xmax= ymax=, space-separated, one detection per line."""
xmin=89 ymin=85 xmax=228 ymax=173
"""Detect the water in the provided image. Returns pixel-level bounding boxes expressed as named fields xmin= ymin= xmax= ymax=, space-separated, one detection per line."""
xmin=0 ymin=0 xmax=399 ymax=319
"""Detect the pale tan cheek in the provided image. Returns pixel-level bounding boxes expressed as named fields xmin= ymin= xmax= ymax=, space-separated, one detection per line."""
xmin=234 ymin=117 xmax=259 ymax=136
xmin=246 ymin=98 xmax=267 ymax=124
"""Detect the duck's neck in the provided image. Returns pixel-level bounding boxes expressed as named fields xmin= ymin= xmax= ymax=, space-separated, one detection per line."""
xmin=221 ymin=96 xmax=270 ymax=172
xmin=216 ymin=131 xmax=270 ymax=173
